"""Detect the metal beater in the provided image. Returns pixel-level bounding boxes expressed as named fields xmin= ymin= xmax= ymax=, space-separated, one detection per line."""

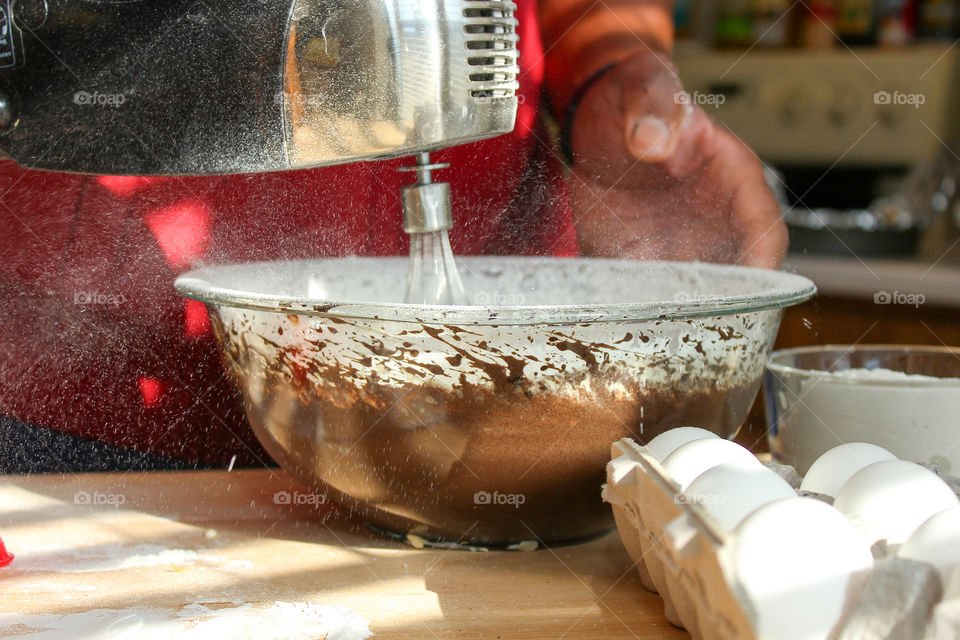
xmin=400 ymin=153 xmax=469 ymax=304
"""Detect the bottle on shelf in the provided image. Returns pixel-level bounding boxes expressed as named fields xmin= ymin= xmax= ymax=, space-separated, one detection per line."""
xmin=916 ymin=0 xmax=960 ymax=39
xmin=715 ymin=0 xmax=755 ymax=47
xmin=802 ymin=1 xmax=840 ymax=48
xmin=877 ymin=0 xmax=914 ymax=46
xmin=752 ymin=0 xmax=792 ymax=47
xmin=836 ymin=0 xmax=878 ymax=44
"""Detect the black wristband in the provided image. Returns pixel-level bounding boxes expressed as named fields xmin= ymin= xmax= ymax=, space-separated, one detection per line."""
xmin=558 ymin=62 xmax=618 ymax=165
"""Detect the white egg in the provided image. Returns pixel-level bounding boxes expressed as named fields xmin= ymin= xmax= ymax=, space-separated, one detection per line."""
xmin=732 ymin=497 xmax=874 ymax=640
xmin=834 ymin=460 xmax=960 ymax=545
xmin=800 ymin=442 xmax=898 ymax=498
xmin=899 ymin=505 xmax=960 ymax=585
xmin=684 ymin=463 xmax=797 ymax=531
xmin=645 ymin=426 xmax=720 ymax=462
xmin=662 ymin=438 xmax=761 ymax=491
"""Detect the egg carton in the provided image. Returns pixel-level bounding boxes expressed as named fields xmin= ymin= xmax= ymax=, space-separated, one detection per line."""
xmin=603 ymin=437 xmax=960 ymax=640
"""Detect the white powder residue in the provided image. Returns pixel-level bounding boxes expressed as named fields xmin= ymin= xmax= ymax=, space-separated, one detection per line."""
xmin=14 ymin=543 xmax=253 ymax=573
xmin=0 ymin=602 xmax=371 ymax=640
xmin=830 ymin=367 xmax=960 ymax=382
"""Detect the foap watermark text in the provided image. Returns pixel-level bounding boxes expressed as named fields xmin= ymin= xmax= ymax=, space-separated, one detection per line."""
xmin=675 ymin=91 xmax=726 ymax=109
xmin=273 ymin=490 xmax=327 ymax=507
xmin=874 ymin=290 xmax=925 ymax=308
xmin=74 ymin=490 xmax=126 ymax=507
xmin=75 ymin=291 xmax=127 ymax=307
xmin=675 ymin=493 xmax=725 ymax=507
xmin=874 ymin=91 xmax=925 ymax=108
xmin=474 ymin=490 xmax=525 ymax=508
xmin=474 ymin=291 xmax=526 ymax=305
xmin=73 ymin=91 xmax=128 ymax=108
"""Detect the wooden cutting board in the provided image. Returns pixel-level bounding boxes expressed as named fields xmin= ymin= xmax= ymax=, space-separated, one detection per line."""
xmin=0 ymin=470 xmax=687 ymax=639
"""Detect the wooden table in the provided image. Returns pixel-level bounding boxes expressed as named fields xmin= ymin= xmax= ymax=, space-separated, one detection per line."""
xmin=0 ymin=470 xmax=687 ymax=639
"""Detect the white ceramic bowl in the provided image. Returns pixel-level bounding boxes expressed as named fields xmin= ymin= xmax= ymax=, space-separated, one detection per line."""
xmin=765 ymin=345 xmax=960 ymax=475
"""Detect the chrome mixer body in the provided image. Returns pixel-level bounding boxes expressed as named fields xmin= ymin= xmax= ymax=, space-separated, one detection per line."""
xmin=0 ymin=0 xmax=519 ymax=175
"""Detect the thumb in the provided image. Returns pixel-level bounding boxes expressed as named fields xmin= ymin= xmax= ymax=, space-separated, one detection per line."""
xmin=622 ymin=59 xmax=692 ymax=163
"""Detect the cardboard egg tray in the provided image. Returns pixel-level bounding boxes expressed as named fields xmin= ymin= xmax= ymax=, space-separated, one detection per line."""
xmin=603 ymin=438 xmax=758 ymax=640
xmin=603 ymin=437 xmax=959 ymax=640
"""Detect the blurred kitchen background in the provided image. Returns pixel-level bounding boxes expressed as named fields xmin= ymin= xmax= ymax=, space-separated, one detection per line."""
xmin=671 ymin=1 xmax=960 ymax=444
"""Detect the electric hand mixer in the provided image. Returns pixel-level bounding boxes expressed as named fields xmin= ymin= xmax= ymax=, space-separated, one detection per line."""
xmin=0 ymin=0 xmax=520 ymax=304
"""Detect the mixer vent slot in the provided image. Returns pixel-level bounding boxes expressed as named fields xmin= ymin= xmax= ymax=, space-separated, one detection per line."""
xmin=463 ymin=0 xmax=520 ymax=99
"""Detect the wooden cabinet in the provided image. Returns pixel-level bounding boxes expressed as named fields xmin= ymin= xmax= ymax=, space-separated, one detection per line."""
xmin=776 ymin=295 xmax=960 ymax=349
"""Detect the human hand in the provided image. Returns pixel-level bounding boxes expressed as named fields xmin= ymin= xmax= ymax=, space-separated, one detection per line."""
xmin=568 ymin=49 xmax=787 ymax=268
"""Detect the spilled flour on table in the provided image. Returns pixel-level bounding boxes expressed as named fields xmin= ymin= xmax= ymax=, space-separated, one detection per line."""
xmin=0 ymin=602 xmax=371 ymax=640
xmin=13 ymin=543 xmax=253 ymax=573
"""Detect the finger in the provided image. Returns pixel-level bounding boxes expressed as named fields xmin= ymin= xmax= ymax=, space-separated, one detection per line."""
xmin=619 ymin=54 xmax=692 ymax=162
xmin=716 ymin=134 xmax=788 ymax=268
xmin=736 ymin=184 xmax=789 ymax=269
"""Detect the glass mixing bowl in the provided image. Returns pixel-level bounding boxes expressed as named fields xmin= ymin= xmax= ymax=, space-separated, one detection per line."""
xmin=176 ymin=257 xmax=815 ymax=546
xmin=766 ymin=345 xmax=960 ymax=475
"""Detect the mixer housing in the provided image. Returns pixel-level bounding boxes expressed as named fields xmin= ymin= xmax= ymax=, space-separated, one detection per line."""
xmin=0 ymin=0 xmax=519 ymax=175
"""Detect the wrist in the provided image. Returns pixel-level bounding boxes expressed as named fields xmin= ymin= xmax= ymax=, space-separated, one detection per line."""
xmin=543 ymin=4 xmax=674 ymax=117
xmin=558 ymin=62 xmax=618 ymax=165
xmin=557 ymin=47 xmax=679 ymax=165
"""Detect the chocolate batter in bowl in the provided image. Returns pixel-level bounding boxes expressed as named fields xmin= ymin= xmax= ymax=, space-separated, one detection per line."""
xmin=175 ymin=257 xmax=815 ymax=546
